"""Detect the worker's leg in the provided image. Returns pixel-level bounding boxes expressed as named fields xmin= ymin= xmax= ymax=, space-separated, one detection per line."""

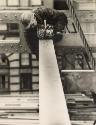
xmin=53 ymin=32 xmax=63 ymax=43
xmin=24 ymin=27 xmax=39 ymax=59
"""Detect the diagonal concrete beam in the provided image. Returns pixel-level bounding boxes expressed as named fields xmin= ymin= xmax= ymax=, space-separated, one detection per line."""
xmin=39 ymin=39 xmax=71 ymax=125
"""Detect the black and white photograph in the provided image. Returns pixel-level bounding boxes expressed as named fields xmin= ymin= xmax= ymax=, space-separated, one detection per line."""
xmin=0 ymin=0 xmax=96 ymax=125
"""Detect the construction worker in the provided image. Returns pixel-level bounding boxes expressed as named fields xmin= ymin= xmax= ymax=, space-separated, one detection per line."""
xmin=21 ymin=7 xmax=68 ymax=58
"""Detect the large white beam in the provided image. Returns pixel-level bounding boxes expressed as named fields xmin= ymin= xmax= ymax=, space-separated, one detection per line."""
xmin=39 ymin=39 xmax=71 ymax=125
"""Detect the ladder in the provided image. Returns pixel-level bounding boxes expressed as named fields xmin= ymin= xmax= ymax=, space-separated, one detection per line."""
xmin=64 ymin=0 xmax=96 ymax=70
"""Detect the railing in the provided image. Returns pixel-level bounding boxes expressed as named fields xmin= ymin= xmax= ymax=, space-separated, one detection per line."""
xmin=65 ymin=0 xmax=95 ymax=69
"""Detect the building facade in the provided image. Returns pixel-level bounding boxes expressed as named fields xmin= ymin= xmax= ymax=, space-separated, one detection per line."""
xmin=0 ymin=53 xmax=39 ymax=94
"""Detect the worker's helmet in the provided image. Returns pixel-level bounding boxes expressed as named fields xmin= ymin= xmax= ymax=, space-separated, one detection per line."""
xmin=21 ymin=11 xmax=37 ymax=29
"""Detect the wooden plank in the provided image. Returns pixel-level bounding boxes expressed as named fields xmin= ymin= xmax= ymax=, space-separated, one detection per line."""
xmin=0 ymin=98 xmax=39 ymax=102
xmin=0 ymin=119 xmax=39 ymax=125
xmin=0 ymin=94 xmax=39 ymax=97
xmin=0 ymin=103 xmax=38 ymax=110
xmin=0 ymin=110 xmax=38 ymax=113
xmin=0 ymin=40 xmax=19 ymax=43
xmin=0 ymin=95 xmax=39 ymax=110
xmin=0 ymin=6 xmax=40 ymax=10
xmin=61 ymin=70 xmax=95 ymax=72
xmin=71 ymin=120 xmax=94 ymax=125
xmin=39 ymin=39 xmax=71 ymax=125
xmin=0 ymin=113 xmax=39 ymax=120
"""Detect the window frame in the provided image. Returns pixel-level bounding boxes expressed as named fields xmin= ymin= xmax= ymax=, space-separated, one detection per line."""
xmin=20 ymin=73 xmax=32 ymax=91
xmin=20 ymin=53 xmax=32 ymax=68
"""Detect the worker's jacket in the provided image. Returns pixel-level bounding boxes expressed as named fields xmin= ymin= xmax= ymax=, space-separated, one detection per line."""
xmin=25 ymin=8 xmax=68 ymax=55
xmin=34 ymin=7 xmax=68 ymax=32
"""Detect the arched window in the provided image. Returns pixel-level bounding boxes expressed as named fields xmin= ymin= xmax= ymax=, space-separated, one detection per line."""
xmin=0 ymin=54 xmax=9 ymax=66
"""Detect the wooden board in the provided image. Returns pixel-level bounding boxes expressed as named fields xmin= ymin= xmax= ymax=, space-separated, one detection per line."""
xmin=0 ymin=96 xmax=39 ymax=109
xmin=0 ymin=119 xmax=39 ymax=125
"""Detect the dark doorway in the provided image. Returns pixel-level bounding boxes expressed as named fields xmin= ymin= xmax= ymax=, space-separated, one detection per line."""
xmin=20 ymin=73 xmax=32 ymax=91
xmin=0 ymin=75 xmax=9 ymax=92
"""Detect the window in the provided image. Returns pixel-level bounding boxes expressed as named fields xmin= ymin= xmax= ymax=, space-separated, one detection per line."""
xmin=7 ymin=23 xmax=19 ymax=32
xmin=0 ymin=24 xmax=7 ymax=31
xmin=0 ymin=0 xmax=6 ymax=6
xmin=1 ymin=75 xmax=5 ymax=88
xmin=0 ymin=23 xmax=20 ymax=41
xmin=0 ymin=0 xmax=42 ymax=7
xmin=0 ymin=75 xmax=9 ymax=90
xmin=20 ymin=53 xmax=31 ymax=66
xmin=30 ymin=0 xmax=42 ymax=6
xmin=20 ymin=73 xmax=32 ymax=90
xmin=54 ymin=0 xmax=68 ymax=10
xmin=0 ymin=54 xmax=9 ymax=65
xmin=8 ymin=0 xmax=19 ymax=6
xmin=20 ymin=0 xmax=29 ymax=7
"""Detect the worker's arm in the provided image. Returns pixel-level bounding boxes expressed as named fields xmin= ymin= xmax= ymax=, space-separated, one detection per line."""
xmin=34 ymin=7 xmax=68 ymax=32
xmin=20 ymin=7 xmax=68 ymax=33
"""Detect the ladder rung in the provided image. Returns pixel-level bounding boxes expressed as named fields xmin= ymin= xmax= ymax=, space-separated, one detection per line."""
xmin=65 ymin=0 xmax=95 ymax=69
